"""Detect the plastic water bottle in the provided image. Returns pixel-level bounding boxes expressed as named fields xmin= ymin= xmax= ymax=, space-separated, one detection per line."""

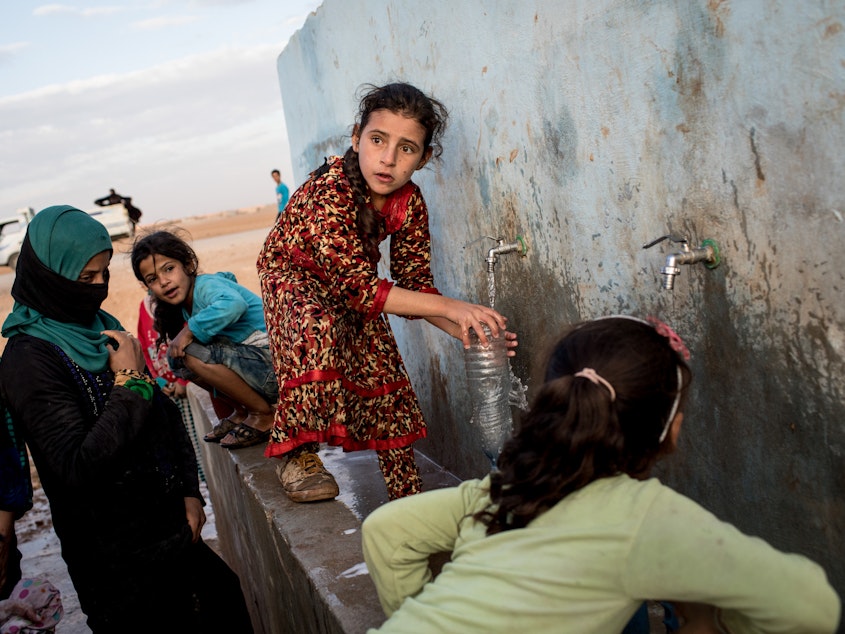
xmin=464 ymin=324 xmax=513 ymax=465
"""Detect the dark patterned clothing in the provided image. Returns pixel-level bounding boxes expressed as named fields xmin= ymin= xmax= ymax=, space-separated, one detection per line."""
xmin=377 ymin=446 xmax=421 ymax=499
xmin=258 ymin=156 xmax=439 ymax=460
xmin=0 ymin=335 xmax=251 ymax=632
xmin=0 ymin=398 xmax=31 ymax=519
xmin=0 ymin=394 xmax=30 ymax=600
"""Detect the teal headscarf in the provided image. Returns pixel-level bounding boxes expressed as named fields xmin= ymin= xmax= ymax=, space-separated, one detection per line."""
xmin=2 ymin=205 xmax=122 ymax=371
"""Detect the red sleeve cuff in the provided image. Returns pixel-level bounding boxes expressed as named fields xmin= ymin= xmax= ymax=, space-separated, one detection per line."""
xmin=367 ymin=279 xmax=394 ymax=321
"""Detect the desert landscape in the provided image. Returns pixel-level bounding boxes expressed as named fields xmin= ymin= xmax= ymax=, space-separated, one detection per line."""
xmin=0 ymin=204 xmax=278 ymax=354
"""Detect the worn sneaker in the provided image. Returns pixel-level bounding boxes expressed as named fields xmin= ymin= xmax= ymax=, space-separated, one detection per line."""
xmin=276 ymin=452 xmax=339 ymax=503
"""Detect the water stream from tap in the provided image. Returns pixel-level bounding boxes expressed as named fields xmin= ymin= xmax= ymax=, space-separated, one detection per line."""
xmin=487 ymin=268 xmax=528 ymax=411
xmin=487 ymin=270 xmax=497 ymax=310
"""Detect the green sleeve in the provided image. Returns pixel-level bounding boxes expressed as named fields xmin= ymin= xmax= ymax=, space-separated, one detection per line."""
xmin=623 ymin=487 xmax=841 ymax=633
xmin=362 ymin=478 xmax=488 ymax=617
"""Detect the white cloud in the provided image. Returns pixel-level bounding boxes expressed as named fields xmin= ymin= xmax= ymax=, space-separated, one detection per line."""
xmin=80 ymin=6 xmax=126 ymax=16
xmin=0 ymin=43 xmax=290 ymax=219
xmin=33 ymin=4 xmax=75 ymax=16
xmin=132 ymin=15 xmax=202 ymax=30
xmin=3 ymin=0 xmax=321 ymax=220
xmin=0 ymin=43 xmax=30 ymax=65
xmin=33 ymin=4 xmax=127 ymax=17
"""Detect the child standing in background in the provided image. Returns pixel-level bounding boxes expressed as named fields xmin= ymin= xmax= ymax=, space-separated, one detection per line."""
xmin=271 ymin=169 xmax=290 ymax=219
xmin=258 ymin=82 xmax=515 ymax=503
xmin=362 ymin=316 xmax=840 ymax=633
xmin=131 ymin=230 xmax=278 ymax=450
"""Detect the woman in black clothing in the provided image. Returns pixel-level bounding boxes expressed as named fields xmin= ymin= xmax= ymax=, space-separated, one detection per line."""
xmin=0 ymin=205 xmax=251 ymax=633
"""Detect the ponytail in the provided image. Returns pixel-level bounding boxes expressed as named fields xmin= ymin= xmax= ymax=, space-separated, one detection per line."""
xmin=475 ymin=317 xmax=691 ymax=535
xmin=475 ymin=375 xmax=622 ymax=534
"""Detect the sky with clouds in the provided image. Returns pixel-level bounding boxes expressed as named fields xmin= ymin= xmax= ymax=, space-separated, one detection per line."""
xmin=0 ymin=0 xmax=323 ymax=222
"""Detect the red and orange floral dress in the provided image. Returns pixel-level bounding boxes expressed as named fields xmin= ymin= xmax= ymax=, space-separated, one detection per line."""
xmin=257 ymin=156 xmax=440 ymax=462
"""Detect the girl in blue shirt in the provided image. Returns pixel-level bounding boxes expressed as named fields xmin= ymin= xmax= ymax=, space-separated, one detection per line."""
xmin=131 ymin=230 xmax=278 ymax=449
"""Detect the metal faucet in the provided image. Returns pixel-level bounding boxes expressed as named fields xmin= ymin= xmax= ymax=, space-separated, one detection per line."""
xmin=485 ymin=236 xmax=528 ymax=273
xmin=643 ymin=234 xmax=721 ymax=290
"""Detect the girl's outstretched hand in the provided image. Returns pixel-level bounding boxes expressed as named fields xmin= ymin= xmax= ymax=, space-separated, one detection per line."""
xmin=444 ymin=298 xmax=509 ymax=349
xmin=102 ymin=329 xmax=145 ymax=373
xmin=463 ymin=327 xmax=518 ymax=356
xmin=502 ymin=330 xmax=519 ymax=357
xmin=166 ymin=382 xmax=187 ymax=399
xmin=383 ymin=287 xmax=516 ymax=353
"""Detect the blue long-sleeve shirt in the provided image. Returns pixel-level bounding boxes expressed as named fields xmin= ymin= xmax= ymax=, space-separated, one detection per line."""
xmin=183 ymin=272 xmax=267 ymax=344
xmin=276 ymin=182 xmax=290 ymax=214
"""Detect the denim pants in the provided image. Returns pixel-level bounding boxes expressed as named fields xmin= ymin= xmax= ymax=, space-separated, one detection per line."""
xmin=169 ymin=336 xmax=278 ymax=404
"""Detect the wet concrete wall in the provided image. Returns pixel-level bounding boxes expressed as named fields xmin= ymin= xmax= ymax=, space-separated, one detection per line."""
xmin=277 ymin=0 xmax=845 ymax=604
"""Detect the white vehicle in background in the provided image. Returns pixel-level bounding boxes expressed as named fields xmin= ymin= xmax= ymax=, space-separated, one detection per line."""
xmin=0 ymin=207 xmax=35 ymax=271
xmin=86 ymin=203 xmax=135 ymax=240
xmin=0 ymin=204 xmax=134 ymax=272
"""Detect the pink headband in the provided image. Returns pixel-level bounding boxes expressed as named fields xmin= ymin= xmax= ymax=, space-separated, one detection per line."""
xmin=646 ymin=316 xmax=691 ymax=361
xmin=592 ymin=314 xmax=691 ymax=361
xmin=574 ymin=368 xmax=616 ymax=402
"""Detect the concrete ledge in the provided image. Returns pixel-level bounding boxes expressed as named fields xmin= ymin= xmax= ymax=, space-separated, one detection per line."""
xmin=188 ymin=386 xmax=461 ymax=634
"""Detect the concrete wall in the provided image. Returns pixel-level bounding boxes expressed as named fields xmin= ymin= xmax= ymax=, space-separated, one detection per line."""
xmin=277 ymin=0 xmax=845 ymax=603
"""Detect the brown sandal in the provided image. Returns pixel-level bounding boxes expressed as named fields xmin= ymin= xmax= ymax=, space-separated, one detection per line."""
xmin=219 ymin=423 xmax=271 ymax=449
xmin=203 ymin=417 xmax=239 ymax=443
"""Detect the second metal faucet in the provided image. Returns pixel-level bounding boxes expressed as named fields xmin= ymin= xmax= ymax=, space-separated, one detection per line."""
xmin=643 ymin=234 xmax=721 ymax=290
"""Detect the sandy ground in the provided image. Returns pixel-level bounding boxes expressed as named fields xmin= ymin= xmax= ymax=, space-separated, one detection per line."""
xmin=1 ymin=205 xmax=276 ymax=632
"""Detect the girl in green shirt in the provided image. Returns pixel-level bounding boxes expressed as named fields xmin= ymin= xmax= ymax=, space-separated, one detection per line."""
xmin=363 ymin=316 xmax=840 ymax=633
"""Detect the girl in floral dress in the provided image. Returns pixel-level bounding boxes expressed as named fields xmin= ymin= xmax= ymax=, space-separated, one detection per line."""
xmin=258 ymin=82 xmax=515 ymax=502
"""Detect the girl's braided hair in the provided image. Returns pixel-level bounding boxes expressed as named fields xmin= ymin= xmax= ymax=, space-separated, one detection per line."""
xmin=130 ymin=229 xmax=199 ymax=344
xmin=343 ymin=82 xmax=448 ymax=264
xmin=474 ymin=317 xmax=692 ymax=535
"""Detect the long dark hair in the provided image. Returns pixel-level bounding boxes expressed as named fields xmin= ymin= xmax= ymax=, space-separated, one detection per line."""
xmin=130 ymin=230 xmax=199 ymax=344
xmin=343 ymin=82 xmax=448 ymax=264
xmin=475 ymin=316 xmax=692 ymax=535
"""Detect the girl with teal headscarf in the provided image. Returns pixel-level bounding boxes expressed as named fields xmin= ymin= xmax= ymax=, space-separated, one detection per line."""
xmin=3 ymin=205 xmax=119 ymax=368
xmin=0 ymin=206 xmax=251 ymax=633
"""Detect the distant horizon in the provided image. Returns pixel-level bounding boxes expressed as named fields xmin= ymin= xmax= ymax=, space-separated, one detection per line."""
xmin=147 ymin=201 xmax=277 ymax=224
xmin=7 ymin=200 xmax=278 ymax=225
xmin=0 ymin=1 xmax=323 ymax=222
